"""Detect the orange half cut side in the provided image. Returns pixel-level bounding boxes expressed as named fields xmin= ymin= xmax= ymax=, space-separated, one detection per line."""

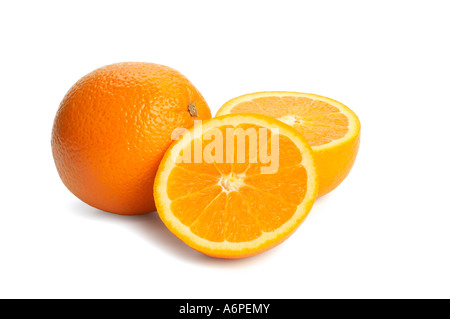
xmin=216 ymin=92 xmax=361 ymax=197
xmin=154 ymin=114 xmax=318 ymax=258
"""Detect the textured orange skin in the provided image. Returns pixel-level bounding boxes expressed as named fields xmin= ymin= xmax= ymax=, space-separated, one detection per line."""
xmin=315 ymin=133 xmax=360 ymax=197
xmin=52 ymin=62 xmax=212 ymax=215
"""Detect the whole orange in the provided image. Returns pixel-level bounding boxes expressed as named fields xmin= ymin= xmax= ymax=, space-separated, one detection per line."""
xmin=52 ymin=62 xmax=212 ymax=215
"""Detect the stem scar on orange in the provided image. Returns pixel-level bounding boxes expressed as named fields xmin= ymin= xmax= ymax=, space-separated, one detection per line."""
xmin=52 ymin=62 xmax=212 ymax=215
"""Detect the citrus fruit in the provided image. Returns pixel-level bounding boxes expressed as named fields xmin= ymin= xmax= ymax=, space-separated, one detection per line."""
xmin=154 ymin=113 xmax=318 ymax=258
xmin=216 ymin=92 xmax=360 ymax=197
xmin=52 ymin=62 xmax=212 ymax=215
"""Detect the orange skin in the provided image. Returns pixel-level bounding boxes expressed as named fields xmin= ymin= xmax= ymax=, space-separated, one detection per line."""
xmin=52 ymin=62 xmax=211 ymax=215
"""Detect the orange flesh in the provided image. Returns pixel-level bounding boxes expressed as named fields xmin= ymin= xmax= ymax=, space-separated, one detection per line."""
xmin=166 ymin=124 xmax=308 ymax=243
xmin=229 ymin=97 xmax=349 ymax=147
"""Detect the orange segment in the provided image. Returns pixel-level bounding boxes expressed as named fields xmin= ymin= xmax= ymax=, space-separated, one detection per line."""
xmin=216 ymin=92 xmax=361 ymax=197
xmin=166 ymin=166 xmax=220 ymax=200
xmin=176 ymin=138 xmax=223 ymax=177
xmin=245 ymin=165 xmax=307 ymax=205
xmin=252 ymin=97 xmax=288 ymax=117
xmin=292 ymin=122 xmax=348 ymax=146
xmin=190 ymin=193 xmax=228 ymax=242
xmin=239 ymin=186 xmax=298 ymax=232
xmin=230 ymin=101 xmax=262 ymax=113
xmin=170 ymin=186 xmax=223 ymax=226
xmin=231 ymin=123 xmax=274 ymax=175
xmin=203 ymin=125 xmax=234 ymax=175
xmin=276 ymin=134 xmax=303 ymax=168
xmin=281 ymin=96 xmax=314 ymax=113
xmin=154 ymin=114 xmax=318 ymax=259
xmin=225 ymin=192 xmax=262 ymax=242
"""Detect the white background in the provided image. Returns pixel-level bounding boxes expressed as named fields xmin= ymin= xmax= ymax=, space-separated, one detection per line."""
xmin=1 ymin=0 xmax=449 ymax=299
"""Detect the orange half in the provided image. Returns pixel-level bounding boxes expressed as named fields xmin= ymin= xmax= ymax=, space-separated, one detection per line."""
xmin=154 ymin=114 xmax=318 ymax=258
xmin=216 ymin=92 xmax=360 ymax=197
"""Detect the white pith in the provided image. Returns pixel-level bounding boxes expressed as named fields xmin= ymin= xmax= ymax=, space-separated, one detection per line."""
xmin=219 ymin=173 xmax=246 ymax=193
xmin=278 ymin=114 xmax=303 ymax=126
